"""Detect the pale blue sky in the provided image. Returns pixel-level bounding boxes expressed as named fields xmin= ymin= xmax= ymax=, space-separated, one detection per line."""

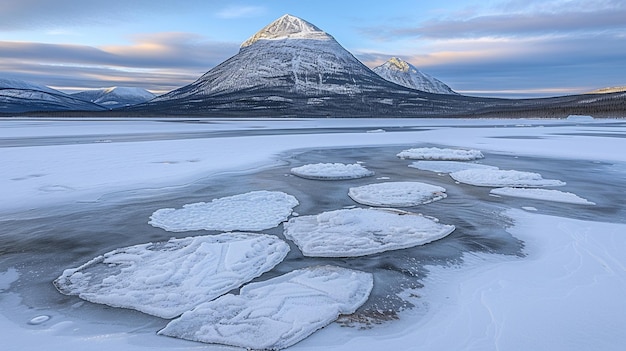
xmin=1 ymin=0 xmax=625 ymax=97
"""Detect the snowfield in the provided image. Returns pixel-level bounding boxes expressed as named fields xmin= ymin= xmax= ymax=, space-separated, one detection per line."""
xmin=397 ymin=147 xmax=484 ymax=160
xmin=2 ymin=117 xmax=626 ymax=351
xmin=348 ymin=181 xmax=447 ymax=207
xmin=284 ymin=208 xmax=455 ymax=257
xmin=149 ymin=190 xmax=299 ymax=232
xmin=159 ymin=265 xmax=373 ymax=350
xmin=291 ymin=163 xmax=374 ymax=180
xmin=450 ymin=168 xmax=566 ymax=187
xmin=54 ymin=232 xmax=290 ymax=318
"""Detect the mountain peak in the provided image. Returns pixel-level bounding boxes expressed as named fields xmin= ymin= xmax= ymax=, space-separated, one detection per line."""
xmin=241 ymin=14 xmax=333 ymax=48
xmin=373 ymin=57 xmax=458 ymax=95
xmin=387 ymin=57 xmax=411 ymax=72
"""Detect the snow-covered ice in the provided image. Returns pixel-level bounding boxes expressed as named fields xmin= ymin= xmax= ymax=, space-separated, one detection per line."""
xmin=566 ymin=115 xmax=594 ymax=121
xmin=3 ymin=117 xmax=626 ymax=351
xmin=450 ymin=169 xmax=566 ymax=187
xmin=149 ymin=190 xmax=298 ymax=232
xmin=53 ymin=232 xmax=290 ymax=319
xmin=397 ymin=147 xmax=484 ymax=160
xmin=348 ymin=182 xmax=447 ymax=207
xmin=290 ymin=163 xmax=374 ymax=180
xmin=283 ymin=208 xmax=455 ymax=257
xmin=490 ymin=187 xmax=595 ymax=205
xmin=409 ymin=160 xmax=498 ymax=173
xmin=159 ymin=265 xmax=373 ymax=350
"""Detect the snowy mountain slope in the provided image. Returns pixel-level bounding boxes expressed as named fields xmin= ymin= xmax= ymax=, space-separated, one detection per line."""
xmin=373 ymin=57 xmax=457 ymax=95
xmin=138 ymin=14 xmax=490 ymax=116
xmin=0 ymin=78 xmax=105 ymax=113
xmin=72 ymin=87 xmax=156 ymax=109
xmin=0 ymin=78 xmax=61 ymax=95
xmin=151 ymin=14 xmax=399 ymax=101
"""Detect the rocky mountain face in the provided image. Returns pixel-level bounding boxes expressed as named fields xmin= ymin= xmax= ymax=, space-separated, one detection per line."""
xmin=373 ymin=57 xmax=457 ymax=95
xmin=0 ymin=78 xmax=105 ymax=114
xmin=72 ymin=87 xmax=156 ymax=109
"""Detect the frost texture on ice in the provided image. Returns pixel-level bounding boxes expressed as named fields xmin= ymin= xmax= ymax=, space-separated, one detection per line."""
xmin=491 ymin=187 xmax=595 ymax=205
xmin=450 ymin=169 xmax=566 ymax=187
xmin=283 ymin=208 xmax=455 ymax=257
xmin=348 ymin=182 xmax=447 ymax=207
xmin=397 ymin=147 xmax=484 ymax=161
xmin=149 ymin=190 xmax=298 ymax=232
xmin=409 ymin=160 xmax=498 ymax=174
xmin=53 ymin=233 xmax=290 ymax=319
xmin=159 ymin=265 xmax=373 ymax=350
xmin=290 ymin=163 xmax=374 ymax=180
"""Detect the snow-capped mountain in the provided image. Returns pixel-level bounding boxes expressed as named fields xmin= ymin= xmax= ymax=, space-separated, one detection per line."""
xmin=136 ymin=14 xmax=626 ymax=118
xmin=72 ymin=87 xmax=156 ymax=109
xmin=373 ymin=57 xmax=457 ymax=95
xmin=151 ymin=14 xmax=394 ymax=100
xmin=139 ymin=14 xmax=483 ymax=116
xmin=0 ymin=78 xmax=105 ymax=114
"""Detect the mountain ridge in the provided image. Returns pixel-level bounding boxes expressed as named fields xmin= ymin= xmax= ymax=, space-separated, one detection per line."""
xmin=373 ymin=57 xmax=457 ymax=95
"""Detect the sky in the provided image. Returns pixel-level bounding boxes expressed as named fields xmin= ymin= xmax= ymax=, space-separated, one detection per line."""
xmin=1 ymin=0 xmax=625 ymax=98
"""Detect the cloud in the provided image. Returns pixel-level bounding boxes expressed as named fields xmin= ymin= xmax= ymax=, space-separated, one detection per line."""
xmin=359 ymin=1 xmax=626 ymax=40
xmin=0 ymin=0 xmax=208 ymax=31
xmin=0 ymin=33 xmax=239 ymax=92
xmin=216 ymin=6 xmax=267 ymax=19
xmin=355 ymin=32 xmax=626 ymax=97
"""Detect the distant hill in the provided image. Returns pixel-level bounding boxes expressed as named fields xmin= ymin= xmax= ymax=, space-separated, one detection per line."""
xmin=0 ymin=78 xmax=105 ymax=114
xmin=588 ymin=86 xmax=626 ymax=94
xmin=72 ymin=87 xmax=156 ymax=109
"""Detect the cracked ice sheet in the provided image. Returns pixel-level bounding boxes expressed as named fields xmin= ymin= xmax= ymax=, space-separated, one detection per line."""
xmin=291 ymin=163 xmax=374 ymax=180
xmin=409 ymin=160 xmax=498 ymax=174
xmin=348 ymin=182 xmax=447 ymax=207
xmin=159 ymin=265 xmax=373 ymax=350
xmin=491 ymin=187 xmax=596 ymax=205
xmin=283 ymin=208 xmax=455 ymax=257
xmin=53 ymin=232 xmax=290 ymax=319
xmin=450 ymin=169 xmax=565 ymax=187
xmin=149 ymin=190 xmax=298 ymax=232
xmin=397 ymin=147 xmax=484 ymax=160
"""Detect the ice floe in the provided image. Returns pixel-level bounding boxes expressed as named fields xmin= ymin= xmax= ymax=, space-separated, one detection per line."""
xmin=397 ymin=147 xmax=484 ymax=161
xmin=450 ymin=169 xmax=566 ymax=187
xmin=290 ymin=163 xmax=374 ymax=180
xmin=283 ymin=208 xmax=455 ymax=257
xmin=159 ymin=265 xmax=373 ymax=350
xmin=53 ymin=233 xmax=290 ymax=319
xmin=490 ymin=187 xmax=595 ymax=205
xmin=348 ymin=181 xmax=447 ymax=207
xmin=149 ymin=190 xmax=298 ymax=232
xmin=409 ymin=160 xmax=498 ymax=174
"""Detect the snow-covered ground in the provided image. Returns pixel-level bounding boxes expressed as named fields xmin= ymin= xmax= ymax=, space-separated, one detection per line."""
xmin=1 ymin=117 xmax=626 ymax=350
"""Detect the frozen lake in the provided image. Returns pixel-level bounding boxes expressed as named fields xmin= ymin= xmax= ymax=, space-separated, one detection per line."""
xmin=1 ymin=117 xmax=626 ymax=350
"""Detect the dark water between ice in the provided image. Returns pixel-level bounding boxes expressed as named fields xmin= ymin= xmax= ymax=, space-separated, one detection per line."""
xmin=1 ymin=142 xmax=624 ymax=332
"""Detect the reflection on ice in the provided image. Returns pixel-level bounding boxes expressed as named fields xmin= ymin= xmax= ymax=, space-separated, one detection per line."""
xmin=284 ymin=208 xmax=455 ymax=257
xmin=450 ymin=169 xmax=566 ymax=187
xmin=397 ymin=147 xmax=484 ymax=161
xmin=348 ymin=182 xmax=447 ymax=207
xmin=159 ymin=265 xmax=373 ymax=350
xmin=53 ymin=233 xmax=290 ymax=319
xmin=149 ymin=190 xmax=298 ymax=232
xmin=291 ymin=163 xmax=374 ymax=180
